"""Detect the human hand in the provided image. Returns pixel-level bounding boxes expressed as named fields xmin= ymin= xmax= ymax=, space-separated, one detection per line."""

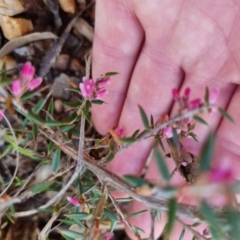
xmin=92 ymin=0 xmax=240 ymax=239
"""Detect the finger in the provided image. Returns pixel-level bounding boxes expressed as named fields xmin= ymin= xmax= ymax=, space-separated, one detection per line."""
xmin=106 ymin=40 xmax=184 ymax=181
xmin=214 ymin=86 xmax=240 ymax=178
xmin=92 ymin=0 xmax=144 ymax=135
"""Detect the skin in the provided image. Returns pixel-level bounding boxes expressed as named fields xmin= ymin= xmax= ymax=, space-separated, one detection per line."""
xmin=92 ymin=0 xmax=240 ymax=239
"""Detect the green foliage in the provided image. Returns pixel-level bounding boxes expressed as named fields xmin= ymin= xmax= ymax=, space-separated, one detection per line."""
xmin=153 ymin=148 xmax=170 ymax=182
xmin=138 ymin=105 xmax=149 ymax=128
xmin=51 ymin=147 xmax=61 ymax=172
xmin=199 ymin=132 xmax=215 ymax=172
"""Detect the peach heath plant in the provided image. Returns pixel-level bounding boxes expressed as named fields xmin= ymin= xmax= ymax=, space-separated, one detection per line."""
xmin=79 ymin=76 xmax=110 ymax=100
xmin=11 ymin=62 xmax=42 ymax=98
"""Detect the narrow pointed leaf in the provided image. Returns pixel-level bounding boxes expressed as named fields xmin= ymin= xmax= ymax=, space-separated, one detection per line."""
xmin=46 ymin=99 xmax=54 ymax=121
xmin=60 ymin=230 xmax=84 ymax=239
xmin=123 ymin=175 xmax=147 ymax=188
xmin=154 ymin=148 xmax=170 ymax=181
xmin=65 ymin=213 xmax=92 ymax=220
xmin=32 ymin=123 xmax=38 ymax=142
xmin=179 ymin=228 xmax=185 ymax=240
xmin=52 ymin=147 xmax=61 ymax=172
xmin=204 ymin=86 xmax=209 ymax=104
xmin=127 ymin=209 xmax=148 ymax=218
xmin=47 ymin=141 xmax=54 ymax=155
xmin=193 ymin=115 xmax=208 ymax=126
xmin=164 ymin=198 xmax=177 ymax=238
xmin=138 ymin=105 xmax=149 ymax=128
xmin=92 ymin=100 xmax=104 ymax=105
xmin=46 ymin=120 xmax=64 ymax=127
xmin=104 ymin=209 xmax=119 ymax=221
xmin=26 ymin=111 xmax=45 ymax=125
xmin=200 ymin=202 xmax=222 ymax=240
xmin=120 ymin=137 xmax=136 ymax=143
xmin=199 ymin=132 xmax=215 ymax=172
xmin=33 ymin=98 xmax=47 ymax=114
xmin=31 ymin=182 xmax=52 ymax=194
xmin=218 ymin=107 xmax=234 ymax=123
xmin=105 ymin=72 xmax=119 ymax=76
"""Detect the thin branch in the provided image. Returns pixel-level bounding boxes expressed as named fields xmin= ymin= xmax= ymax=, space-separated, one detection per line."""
xmin=177 ymin=218 xmax=208 ymax=240
xmin=108 ymin=192 xmax=134 ymax=233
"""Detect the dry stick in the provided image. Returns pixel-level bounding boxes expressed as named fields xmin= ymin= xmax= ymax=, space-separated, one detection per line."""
xmin=12 ymin=115 xmax=85 ymax=217
xmin=38 ymin=2 xmax=94 ymax=77
xmin=150 ymin=210 xmax=155 ymax=240
xmin=108 ymin=193 xmax=134 ymax=233
xmin=177 ymin=219 xmax=208 ymax=240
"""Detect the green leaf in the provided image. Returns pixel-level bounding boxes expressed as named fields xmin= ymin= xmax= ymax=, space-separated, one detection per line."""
xmin=103 ymin=152 xmax=115 ymax=164
xmin=115 ymin=198 xmax=133 ymax=203
xmin=179 ymin=228 xmax=185 ymax=240
xmin=193 ymin=115 xmax=208 ymax=126
xmin=20 ymin=91 xmax=38 ymax=101
xmin=110 ymin=220 xmax=118 ymax=232
xmin=189 ymin=132 xmax=198 ymax=142
xmin=26 ymin=111 xmax=45 ymax=125
xmin=92 ymin=100 xmax=104 ymax=105
xmin=31 ymin=182 xmax=52 ymax=194
xmin=153 ymin=148 xmax=170 ymax=182
xmin=120 ymin=137 xmax=136 ymax=143
xmin=164 ymin=198 xmax=177 ymax=238
xmin=104 ymin=72 xmax=119 ymax=77
xmin=60 ymin=230 xmax=84 ymax=239
xmin=131 ymin=129 xmax=140 ymax=138
xmin=65 ymin=213 xmax=92 ymax=220
xmin=33 ymin=98 xmax=47 ymax=114
xmin=156 ymin=136 xmax=166 ymax=153
xmin=127 ymin=209 xmax=148 ymax=218
xmin=199 ymin=132 xmax=215 ymax=172
xmin=104 ymin=209 xmax=119 ymax=221
xmin=138 ymin=105 xmax=149 ymax=128
xmin=60 ymin=125 xmax=75 ymax=133
xmin=46 ymin=120 xmax=64 ymax=127
xmin=51 ymin=148 xmax=61 ymax=172
xmin=218 ymin=107 xmax=234 ymax=123
xmin=225 ymin=207 xmax=240 ymax=239
xmin=200 ymin=202 xmax=222 ymax=240
xmin=46 ymin=99 xmax=54 ymax=121
xmin=47 ymin=141 xmax=55 ymax=155
xmin=172 ymin=128 xmax=180 ymax=148
xmin=204 ymin=86 xmax=209 ymax=104
xmin=123 ymin=175 xmax=148 ymax=188
xmin=150 ymin=114 xmax=154 ymax=127
xmin=32 ymin=123 xmax=38 ymax=142
xmin=67 ymin=87 xmax=81 ymax=93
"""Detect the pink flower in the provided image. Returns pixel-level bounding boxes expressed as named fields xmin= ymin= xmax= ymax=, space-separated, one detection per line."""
xmin=11 ymin=62 xmax=42 ymax=98
xmin=67 ymin=196 xmax=80 ymax=206
xmin=114 ymin=126 xmax=124 ymax=137
xmin=209 ymin=165 xmax=234 ymax=184
xmin=188 ymin=98 xmax=201 ymax=109
xmin=104 ymin=232 xmax=114 ymax=240
xmin=11 ymin=80 xmax=22 ymax=98
xmin=0 ymin=109 xmax=4 ymax=121
xmin=79 ymin=76 xmax=111 ymax=100
xmin=20 ymin=61 xmax=35 ymax=82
